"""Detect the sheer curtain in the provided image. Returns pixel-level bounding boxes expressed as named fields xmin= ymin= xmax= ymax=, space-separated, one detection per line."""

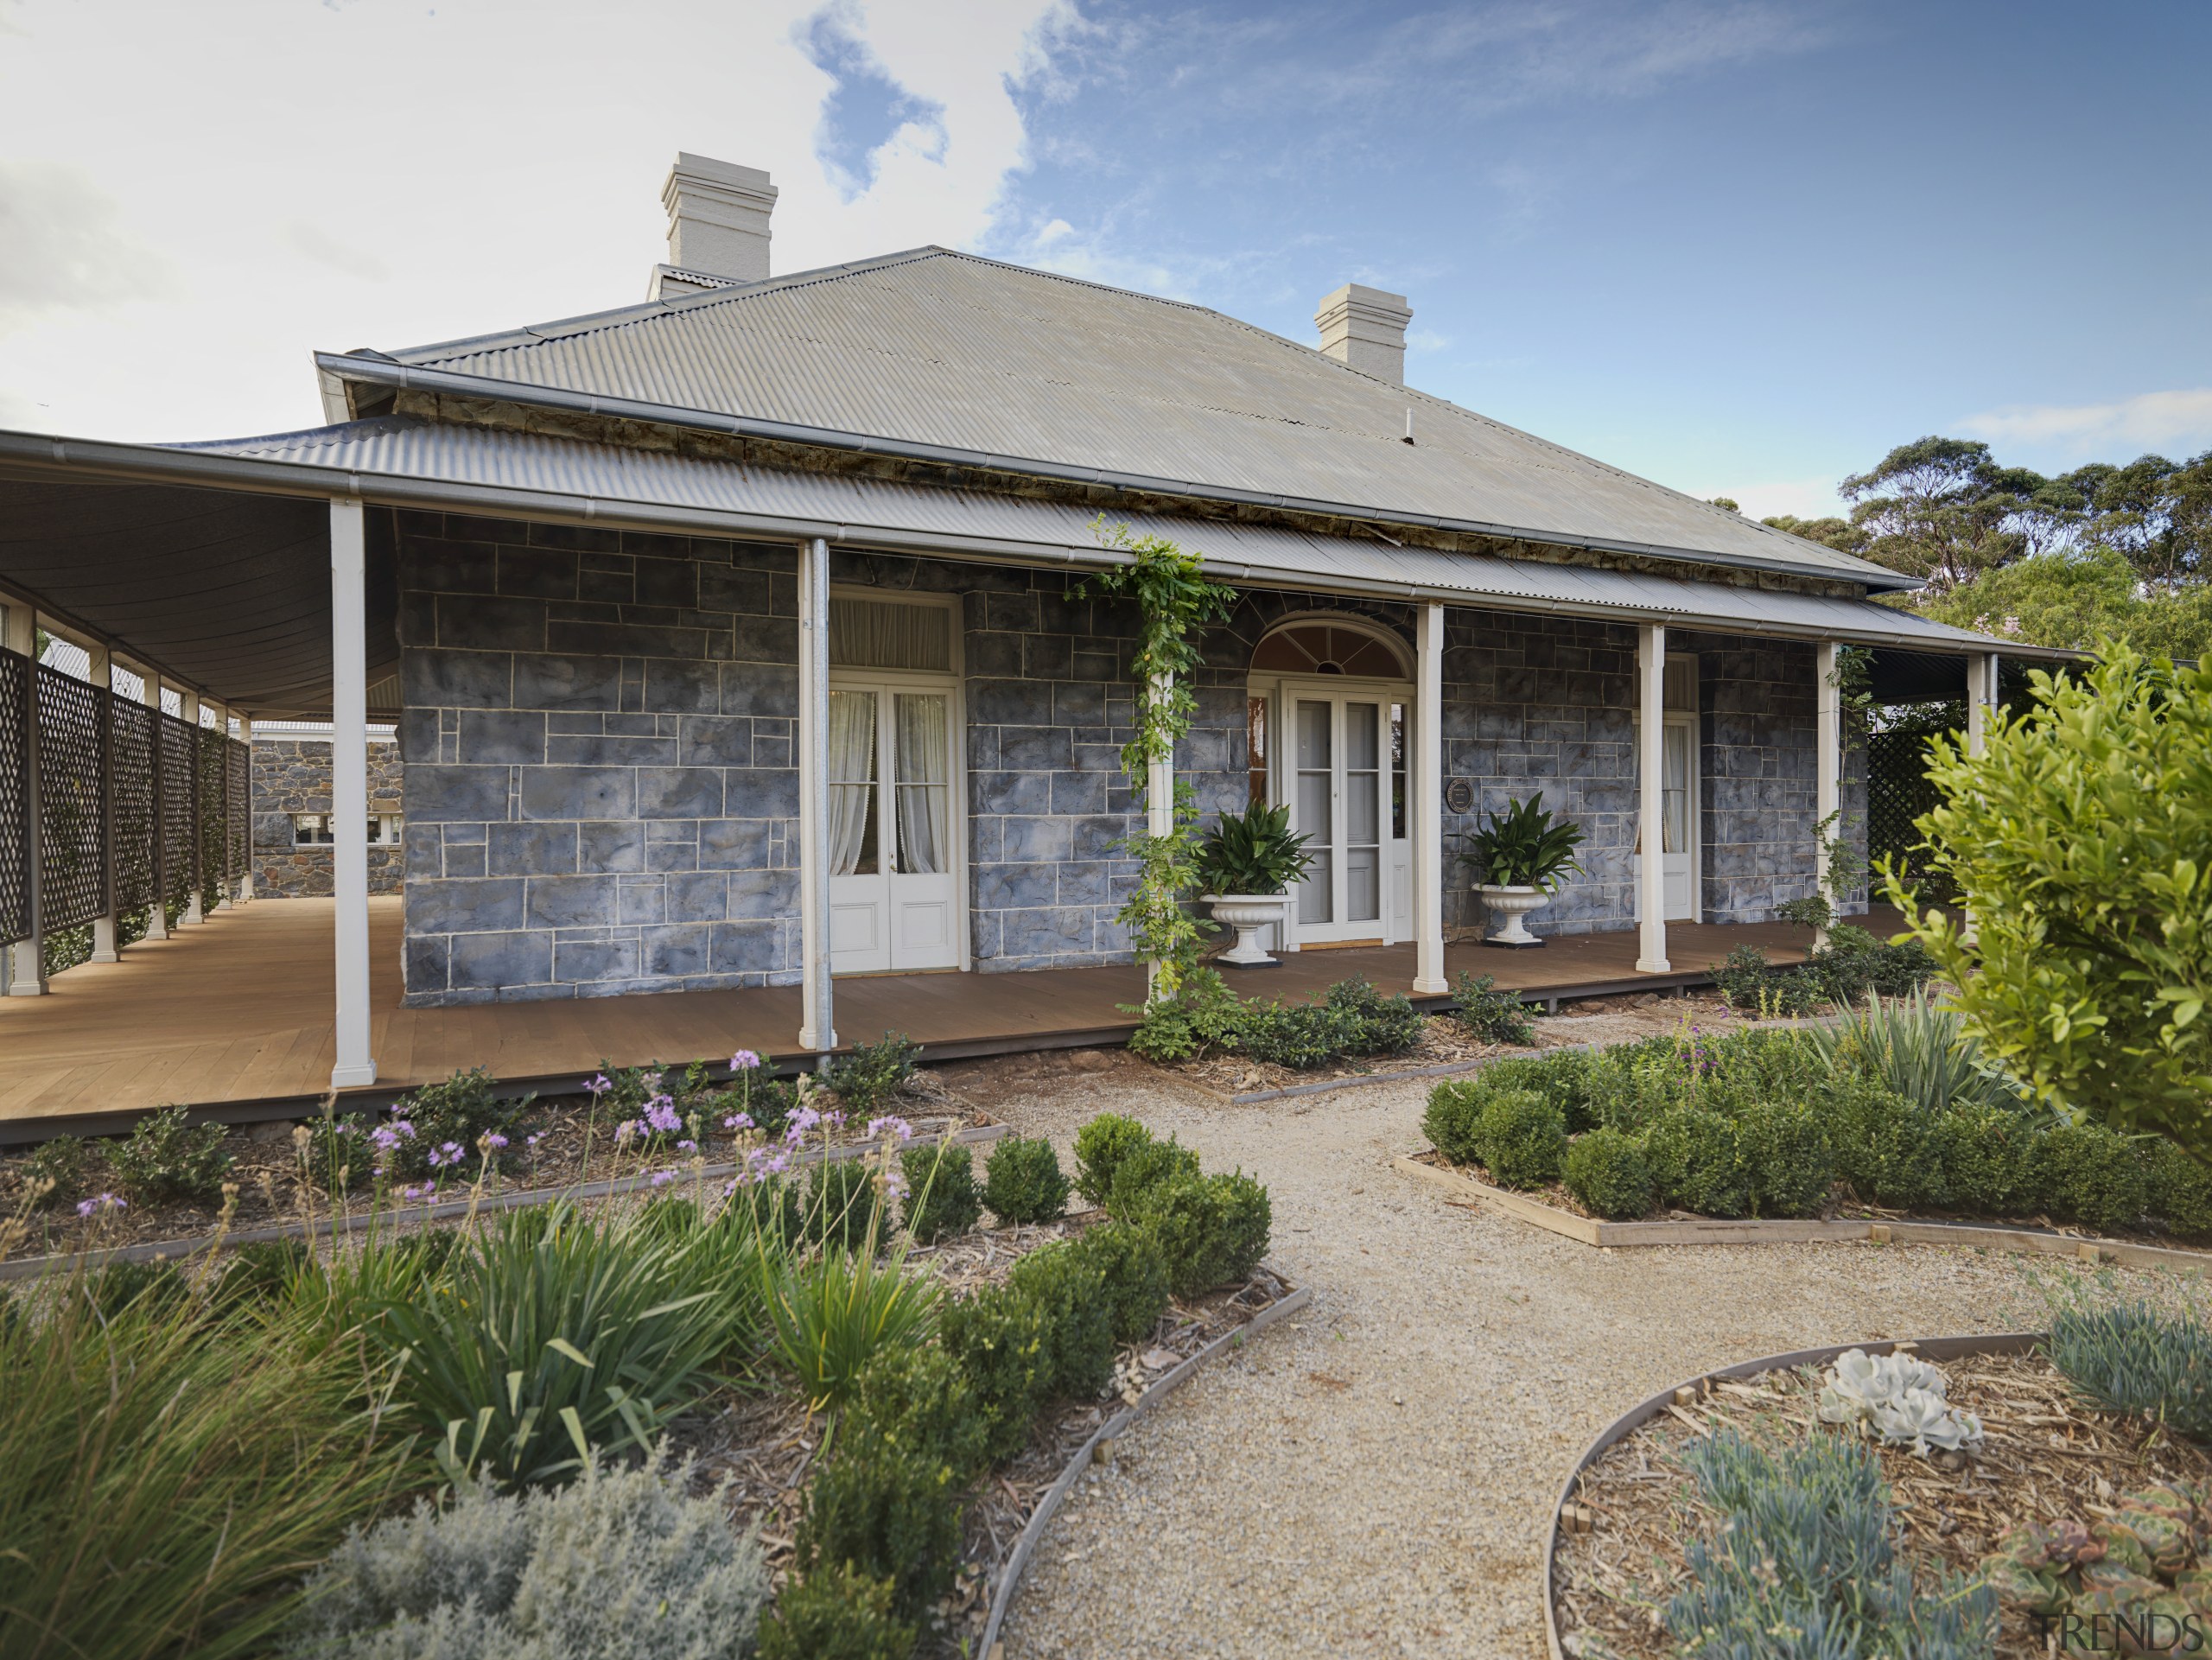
xmin=827 ymin=690 xmax=877 ymax=876
xmin=894 ymin=694 xmax=950 ymax=876
xmin=1661 ymin=722 xmax=1689 ymax=854
xmin=830 ymin=599 xmax=951 ymax=671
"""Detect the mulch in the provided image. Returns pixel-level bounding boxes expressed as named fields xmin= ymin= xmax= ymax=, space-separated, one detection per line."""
xmin=1552 ymin=1347 xmax=2212 ymax=1658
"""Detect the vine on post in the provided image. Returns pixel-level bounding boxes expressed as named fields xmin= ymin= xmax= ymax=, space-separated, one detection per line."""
xmin=1077 ymin=519 xmax=1236 ymax=1003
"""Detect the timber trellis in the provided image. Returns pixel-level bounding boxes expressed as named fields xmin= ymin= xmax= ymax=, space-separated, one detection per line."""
xmin=0 ymin=645 xmax=251 ymax=953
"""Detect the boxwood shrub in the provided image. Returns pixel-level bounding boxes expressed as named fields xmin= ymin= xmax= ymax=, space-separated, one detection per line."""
xmin=982 ymin=1135 xmax=1069 ymax=1225
xmin=899 ymin=1141 xmax=982 ymax=1244
xmin=938 ymin=1283 xmax=1048 ymax=1464
xmin=1068 ymin=1221 xmax=1173 ymax=1345
xmin=1473 ymin=1090 xmax=1568 ymax=1190
xmin=1072 ymin=1112 xmax=1154 ymax=1207
xmin=1563 ymin=1128 xmax=1654 ymax=1220
xmin=1007 ymin=1240 xmax=1116 ymax=1402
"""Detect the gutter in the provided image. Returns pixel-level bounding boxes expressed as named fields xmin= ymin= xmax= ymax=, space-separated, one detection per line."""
xmin=314 ymin=353 xmax=1923 ymax=596
xmin=0 ymin=429 xmax=2063 ymax=660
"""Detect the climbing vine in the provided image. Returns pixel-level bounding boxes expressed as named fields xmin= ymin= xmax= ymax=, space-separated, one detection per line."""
xmin=1077 ymin=519 xmax=1236 ymax=1002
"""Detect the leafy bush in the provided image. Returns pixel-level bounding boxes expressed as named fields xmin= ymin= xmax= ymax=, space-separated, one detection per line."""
xmin=1802 ymin=925 xmax=1939 ymax=1004
xmin=757 ymin=1561 xmax=915 ymax=1660
xmin=2031 ymin=1118 xmax=2149 ymax=1234
xmin=20 ymin=1135 xmax=88 ymax=1209
xmin=1665 ymin=1428 xmax=1996 ymax=1658
xmin=983 ymin=1135 xmax=1069 ymax=1225
xmin=1120 ymin=1169 xmax=1271 ymax=1299
xmin=300 ymin=1111 xmax=376 ymax=1194
xmin=290 ymin=1459 xmax=769 ymax=1659
xmin=939 ymin=1282 xmax=1046 ymax=1463
xmin=1709 ymin=944 xmax=1822 ymax=1018
xmin=1236 ymin=976 xmax=1423 ymax=1069
xmin=1929 ymin=1102 xmax=2038 ymax=1215
xmin=1073 ymin=1112 xmax=1154 ymax=1207
xmin=1007 ymin=1240 xmax=1116 ymax=1401
xmin=763 ymin=1242 xmax=938 ymax=1415
xmin=1473 ymin=1089 xmax=1567 ymax=1190
xmin=3 ymin=1277 xmax=404 ymax=1660
xmin=899 ymin=1140 xmax=982 ymax=1243
xmin=387 ymin=1067 xmax=532 ymax=1180
xmin=1732 ymin=1096 xmax=1834 ymax=1218
xmin=2141 ymin=1136 xmax=2212 ymax=1240
xmin=1104 ymin=1135 xmax=1203 ymax=1219
xmin=847 ymin=1342 xmax=990 ymax=1485
xmin=795 ymin=1438 xmax=962 ymax=1622
xmin=2048 ymin=1300 xmax=2212 ymax=1444
xmin=1643 ymin=1108 xmax=1748 ymax=1218
xmin=1205 ymin=1171 xmax=1273 ymax=1286
xmin=1126 ymin=966 xmax=1243 ymax=1063
xmin=828 ymin=1033 xmax=922 ymax=1117
xmin=1422 ymin=1078 xmax=1486 ymax=1165
xmin=1067 ymin=1221 xmax=1172 ymax=1345
xmin=1564 ymin=1128 xmax=1655 ymax=1219
xmin=108 ymin=1104 xmax=232 ymax=1205
xmin=378 ymin=1204 xmax=734 ymax=1486
xmin=1894 ymin=646 xmax=2212 ymax=1164
xmin=1827 ymin=1076 xmax=1947 ymax=1211
xmin=1450 ymin=971 xmax=1536 ymax=1046
xmin=1318 ymin=976 xmax=1425 ymax=1055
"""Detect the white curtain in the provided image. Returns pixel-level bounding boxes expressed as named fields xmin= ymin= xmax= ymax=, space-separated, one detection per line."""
xmin=894 ymin=694 xmax=950 ymax=876
xmin=830 ymin=598 xmax=951 ymax=671
xmin=827 ymin=691 xmax=877 ymax=876
xmin=1662 ymin=722 xmax=1689 ymax=854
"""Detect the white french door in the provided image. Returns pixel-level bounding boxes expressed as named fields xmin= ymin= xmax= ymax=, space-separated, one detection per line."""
xmin=827 ymin=679 xmax=961 ymax=973
xmin=1281 ymin=689 xmax=1411 ymax=944
xmin=1633 ymin=712 xmax=1700 ymax=922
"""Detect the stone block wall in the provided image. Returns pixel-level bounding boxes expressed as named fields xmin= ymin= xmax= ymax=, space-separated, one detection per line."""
xmin=251 ymin=737 xmax=403 ymax=898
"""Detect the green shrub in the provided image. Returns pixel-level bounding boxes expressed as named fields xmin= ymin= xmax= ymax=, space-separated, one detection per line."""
xmin=829 ymin=1033 xmax=922 ymax=1117
xmin=1105 ymin=1135 xmax=1203 ymax=1220
xmin=1450 ymin=971 xmax=1536 ymax=1046
xmin=939 ymin=1282 xmax=1047 ymax=1464
xmin=1231 ymin=997 xmax=1350 ymax=1071
xmin=1828 ymin=1077 xmax=1947 ymax=1210
xmin=388 ymin=1068 xmax=531 ymax=1180
xmin=1484 ymin=1049 xmax=1600 ymax=1133
xmin=1929 ymin=1103 xmax=2038 ymax=1215
xmin=1007 ymin=1240 xmax=1116 ymax=1401
xmin=1732 ymin=1096 xmax=1834 ymax=1218
xmin=300 ymin=1111 xmax=376 ymax=1194
xmin=847 ymin=1343 xmax=990 ymax=1485
xmin=1126 ymin=967 xmax=1243 ymax=1063
xmin=2142 ymin=1137 xmax=2212 ymax=1240
xmin=899 ymin=1141 xmax=982 ymax=1243
xmin=1321 ymin=976 xmax=1425 ymax=1054
xmin=1709 ymin=944 xmax=1822 ymax=1018
xmin=1422 ymin=1078 xmax=1486 ymax=1165
xmin=378 ymin=1204 xmax=736 ymax=1486
xmin=1643 ymin=1108 xmax=1748 ymax=1218
xmin=796 ymin=1438 xmax=962 ymax=1621
xmin=1473 ymin=1089 xmax=1567 ymax=1190
xmin=763 ymin=1243 xmax=938 ymax=1415
xmin=2031 ymin=1118 xmax=2150 ymax=1234
xmin=1808 ymin=988 xmax=2023 ymax=1116
xmin=107 ymin=1104 xmax=232 ymax=1205
xmin=1803 ymin=925 xmax=1939 ymax=1004
xmin=1073 ymin=1112 xmax=1154 ymax=1207
xmin=2048 ymin=1300 xmax=2212 ymax=1444
xmin=1120 ymin=1169 xmax=1270 ymax=1299
xmin=20 ymin=1135 xmax=88 ymax=1209
xmin=982 ymin=1135 xmax=1069 ymax=1225
xmin=1205 ymin=1171 xmax=1272 ymax=1285
xmin=1066 ymin=1222 xmax=1172 ymax=1345
xmin=1563 ymin=1128 xmax=1656 ymax=1219
xmin=290 ymin=1459 xmax=770 ymax=1659
xmin=758 ymin=1561 xmax=915 ymax=1660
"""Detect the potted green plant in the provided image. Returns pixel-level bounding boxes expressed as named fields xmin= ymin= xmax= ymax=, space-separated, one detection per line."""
xmin=1196 ymin=802 xmax=1316 ymax=968
xmin=1456 ymin=792 xmax=1585 ymax=948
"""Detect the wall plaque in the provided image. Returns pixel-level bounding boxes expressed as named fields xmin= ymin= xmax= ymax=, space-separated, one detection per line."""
xmin=1444 ymin=778 xmax=1475 ymax=815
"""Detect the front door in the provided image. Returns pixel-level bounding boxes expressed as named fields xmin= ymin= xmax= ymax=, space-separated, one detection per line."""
xmin=827 ymin=682 xmax=960 ymax=973
xmin=1634 ymin=712 xmax=1699 ymax=922
xmin=1286 ymin=693 xmax=1408 ymax=944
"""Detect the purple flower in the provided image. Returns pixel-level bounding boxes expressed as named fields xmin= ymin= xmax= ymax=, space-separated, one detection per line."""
xmin=650 ymin=1168 xmax=677 ymax=1188
xmin=866 ymin=1115 xmax=914 ymax=1142
xmin=526 ymin=1132 xmax=544 ymax=1148
xmin=677 ymin=1139 xmax=696 ymax=1152
xmin=481 ymin=1132 xmax=509 ymax=1151
xmin=585 ymin=1074 xmax=613 ymax=1097
xmin=75 ymin=1192 xmax=124 ymax=1218
xmin=722 ymin=1112 xmax=754 ymax=1131
xmin=645 ymin=1097 xmax=681 ymax=1135
xmin=614 ymin=1121 xmax=638 ymax=1146
xmin=402 ymin=1180 xmax=439 ymax=1201
xmin=730 ymin=1048 xmax=761 ymax=1071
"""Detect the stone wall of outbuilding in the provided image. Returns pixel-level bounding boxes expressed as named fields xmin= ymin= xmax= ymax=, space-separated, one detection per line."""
xmin=250 ymin=738 xmax=404 ymax=899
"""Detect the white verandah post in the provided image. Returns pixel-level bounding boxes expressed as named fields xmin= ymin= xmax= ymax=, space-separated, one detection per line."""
xmin=1143 ymin=669 xmax=1175 ymax=999
xmin=180 ymin=689 xmax=205 ymax=927
xmin=1412 ymin=602 xmax=1446 ymax=996
xmin=797 ymin=536 xmax=836 ymax=1057
xmin=1635 ymin=623 xmax=1670 ymax=974
xmin=329 ymin=498 xmax=377 ymax=1090
xmin=1815 ymin=640 xmax=1840 ymax=949
xmin=1967 ymin=652 xmax=1999 ymax=757
xmin=236 ymin=712 xmax=255 ymax=903
xmin=139 ymin=666 xmax=168 ymax=940
xmin=87 ymin=638 xmax=120 ymax=961
xmin=3 ymin=599 xmax=42 ymax=995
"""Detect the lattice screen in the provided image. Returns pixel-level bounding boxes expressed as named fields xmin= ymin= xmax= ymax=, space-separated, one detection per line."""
xmin=226 ymin=740 xmax=249 ymax=879
xmin=111 ymin=697 xmax=157 ymax=912
xmin=1866 ymin=721 xmax=1958 ymax=904
xmin=35 ymin=665 xmax=108 ymax=931
xmin=159 ymin=713 xmax=197 ymax=904
xmin=197 ymin=727 xmax=226 ymax=897
xmin=0 ymin=651 xmax=29 ymax=946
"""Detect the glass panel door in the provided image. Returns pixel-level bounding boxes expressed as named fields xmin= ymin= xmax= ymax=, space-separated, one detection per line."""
xmin=1344 ymin=701 xmax=1381 ymax=923
xmin=1294 ymin=700 xmax=1332 ymax=925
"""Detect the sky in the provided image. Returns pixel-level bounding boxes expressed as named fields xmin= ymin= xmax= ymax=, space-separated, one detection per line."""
xmin=2 ymin=0 xmax=2207 ymax=521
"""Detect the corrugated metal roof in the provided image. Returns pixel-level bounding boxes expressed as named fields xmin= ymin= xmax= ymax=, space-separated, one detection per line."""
xmin=334 ymin=248 xmax=1904 ymax=592
xmin=183 ymin=417 xmax=2011 ymax=654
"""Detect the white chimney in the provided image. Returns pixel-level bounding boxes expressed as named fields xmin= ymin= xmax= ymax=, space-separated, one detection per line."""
xmin=651 ymin=153 xmax=777 ymax=297
xmin=1314 ymin=283 xmax=1414 ymax=385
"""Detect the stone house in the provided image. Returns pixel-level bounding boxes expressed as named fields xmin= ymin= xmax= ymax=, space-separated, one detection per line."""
xmin=0 ymin=152 xmax=2031 ymax=1084
xmin=251 ymin=732 xmax=404 ymax=899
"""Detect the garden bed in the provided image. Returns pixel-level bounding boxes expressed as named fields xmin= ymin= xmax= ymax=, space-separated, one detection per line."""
xmin=1548 ymin=1332 xmax=2212 ymax=1660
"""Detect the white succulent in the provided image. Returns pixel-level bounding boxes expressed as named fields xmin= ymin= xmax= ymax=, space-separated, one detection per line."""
xmin=1817 ymin=1348 xmax=1984 ymax=1458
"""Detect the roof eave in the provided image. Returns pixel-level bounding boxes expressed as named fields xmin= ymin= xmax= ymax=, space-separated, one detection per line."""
xmin=313 ymin=353 xmax=1923 ymax=595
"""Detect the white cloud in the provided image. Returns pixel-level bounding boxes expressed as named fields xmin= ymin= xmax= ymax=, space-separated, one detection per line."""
xmin=1695 ymin=474 xmax=1844 ymax=521
xmin=1958 ymin=388 xmax=2212 ymax=460
xmin=0 ymin=159 xmax=170 ymax=324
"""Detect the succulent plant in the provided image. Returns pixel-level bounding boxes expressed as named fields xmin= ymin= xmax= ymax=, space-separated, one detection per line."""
xmin=1816 ymin=1348 xmax=1986 ymax=1457
xmin=1984 ymin=1482 xmax=2210 ymax=1638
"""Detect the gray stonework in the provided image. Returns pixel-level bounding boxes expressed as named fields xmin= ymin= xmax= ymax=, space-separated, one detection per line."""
xmin=395 ymin=508 xmax=1863 ymax=1003
xmin=251 ymin=738 xmax=403 ymax=898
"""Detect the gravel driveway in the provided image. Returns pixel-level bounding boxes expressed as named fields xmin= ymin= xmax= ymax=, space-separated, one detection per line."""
xmin=949 ymin=1050 xmax=2184 ymax=1660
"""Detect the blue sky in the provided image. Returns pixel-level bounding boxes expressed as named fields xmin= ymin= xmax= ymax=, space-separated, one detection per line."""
xmin=2 ymin=0 xmax=2206 ymax=518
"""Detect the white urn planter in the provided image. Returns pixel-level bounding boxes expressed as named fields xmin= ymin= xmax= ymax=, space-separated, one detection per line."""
xmin=1205 ymin=894 xmax=1290 ymax=968
xmin=1474 ymin=883 xmax=1550 ymax=949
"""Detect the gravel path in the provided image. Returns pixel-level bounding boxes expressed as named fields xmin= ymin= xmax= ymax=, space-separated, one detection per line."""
xmin=950 ymin=1051 xmax=2192 ymax=1660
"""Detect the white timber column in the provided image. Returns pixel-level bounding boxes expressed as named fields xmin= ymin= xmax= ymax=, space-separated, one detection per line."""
xmin=328 ymin=499 xmax=378 ymax=1089
xmin=140 ymin=668 xmax=168 ymax=940
xmin=1635 ymin=623 xmax=1670 ymax=974
xmin=1412 ymin=602 xmax=1447 ymax=995
xmin=796 ymin=536 xmax=836 ymax=1056
xmin=3 ymin=600 xmax=43 ymax=995
xmin=1144 ymin=668 xmax=1175 ymax=999
xmin=179 ymin=690 xmax=205 ymax=925
xmin=236 ymin=713 xmax=255 ymax=902
xmin=86 ymin=639 xmax=120 ymax=961
xmin=211 ymin=700 xmax=236 ymax=910
xmin=1967 ymin=652 xmax=1999 ymax=757
xmin=1814 ymin=640 xmax=1841 ymax=947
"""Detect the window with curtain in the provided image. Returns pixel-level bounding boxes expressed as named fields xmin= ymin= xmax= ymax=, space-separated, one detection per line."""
xmin=894 ymin=693 xmax=950 ymax=875
xmin=830 ymin=598 xmax=952 ymax=671
xmin=827 ymin=690 xmax=878 ymax=875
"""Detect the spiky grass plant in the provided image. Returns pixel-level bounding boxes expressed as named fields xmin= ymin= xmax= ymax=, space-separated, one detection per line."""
xmin=1806 ymin=987 xmax=2026 ymax=1116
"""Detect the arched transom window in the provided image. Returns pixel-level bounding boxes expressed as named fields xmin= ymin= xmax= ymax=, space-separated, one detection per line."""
xmin=1250 ymin=620 xmax=1411 ymax=679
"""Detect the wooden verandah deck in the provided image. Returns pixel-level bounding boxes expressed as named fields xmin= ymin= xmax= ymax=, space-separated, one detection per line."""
xmin=0 ymin=895 xmax=1892 ymax=1138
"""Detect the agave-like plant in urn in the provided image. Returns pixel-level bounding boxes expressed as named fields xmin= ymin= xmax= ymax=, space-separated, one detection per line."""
xmin=1456 ymin=792 xmax=1585 ymax=948
xmin=1196 ymin=802 xmax=1315 ymax=968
